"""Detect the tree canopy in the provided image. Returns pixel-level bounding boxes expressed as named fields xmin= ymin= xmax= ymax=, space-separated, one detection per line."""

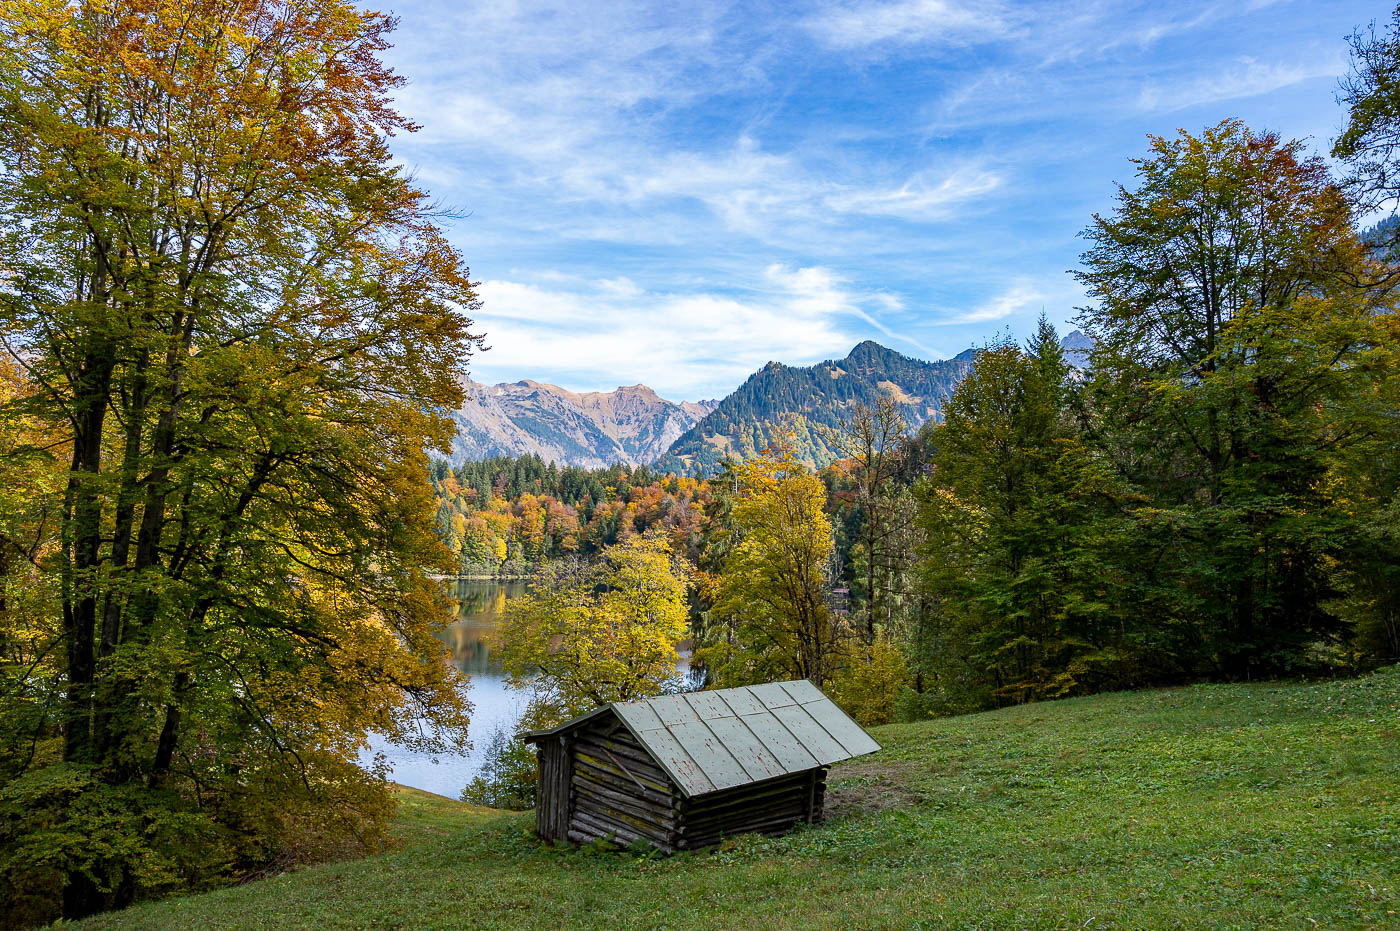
xmin=0 ymin=0 xmax=481 ymax=921
xmin=498 ymin=532 xmax=693 ymax=722
xmin=1077 ymin=119 xmax=1393 ymax=678
xmin=701 ymin=445 xmax=841 ymax=688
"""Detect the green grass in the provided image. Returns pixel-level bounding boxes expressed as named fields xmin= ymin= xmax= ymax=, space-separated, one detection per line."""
xmin=81 ymin=670 xmax=1400 ymax=930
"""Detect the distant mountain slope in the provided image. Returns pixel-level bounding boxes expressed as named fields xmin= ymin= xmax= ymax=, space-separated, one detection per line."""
xmin=1061 ymin=329 xmax=1094 ymax=369
xmin=450 ymin=380 xmax=717 ymax=468
xmin=654 ymin=340 xmax=974 ymax=475
xmin=450 ymin=331 xmax=1093 ymax=474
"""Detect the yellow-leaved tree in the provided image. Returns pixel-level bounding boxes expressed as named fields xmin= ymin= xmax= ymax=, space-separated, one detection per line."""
xmin=700 ymin=445 xmax=844 ymax=688
xmin=0 ymin=0 xmax=480 ymax=921
xmin=500 ymin=531 xmax=694 ymax=721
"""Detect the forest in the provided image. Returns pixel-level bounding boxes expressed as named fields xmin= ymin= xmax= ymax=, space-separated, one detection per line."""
xmin=1 ymin=0 xmax=1399 ymax=926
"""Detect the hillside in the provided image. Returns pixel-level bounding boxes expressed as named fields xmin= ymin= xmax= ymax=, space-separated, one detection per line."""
xmin=80 ymin=669 xmax=1400 ymax=930
xmin=450 ymin=379 xmax=717 ymax=468
xmin=656 ymin=340 xmax=975 ymax=475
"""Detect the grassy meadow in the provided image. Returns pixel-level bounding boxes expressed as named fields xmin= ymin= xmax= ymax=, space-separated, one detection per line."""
xmin=79 ymin=669 xmax=1400 ymax=930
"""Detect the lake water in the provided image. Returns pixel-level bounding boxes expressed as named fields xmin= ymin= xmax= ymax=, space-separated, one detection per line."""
xmin=360 ymin=579 xmax=530 ymax=799
xmin=361 ymin=579 xmax=696 ymax=799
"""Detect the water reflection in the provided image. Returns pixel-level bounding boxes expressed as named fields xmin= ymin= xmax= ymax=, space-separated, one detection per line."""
xmin=361 ymin=580 xmax=527 ymax=800
xmin=361 ymin=578 xmax=697 ymax=800
xmin=439 ymin=580 xmax=524 ymax=677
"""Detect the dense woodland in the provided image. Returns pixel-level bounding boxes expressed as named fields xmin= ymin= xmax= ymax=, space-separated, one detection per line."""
xmin=3 ymin=0 xmax=1400 ymax=927
xmin=429 ymin=456 xmax=714 ymax=571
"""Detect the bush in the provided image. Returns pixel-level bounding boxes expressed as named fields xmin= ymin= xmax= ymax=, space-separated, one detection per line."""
xmin=460 ymin=728 xmax=536 ymax=810
xmin=828 ymin=633 xmax=909 ymax=726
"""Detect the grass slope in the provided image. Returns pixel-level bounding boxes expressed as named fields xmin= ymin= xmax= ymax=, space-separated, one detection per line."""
xmin=82 ymin=671 xmax=1400 ymax=930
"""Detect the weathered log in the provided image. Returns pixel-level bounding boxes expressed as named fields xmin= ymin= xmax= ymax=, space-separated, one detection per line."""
xmin=573 ymin=769 xmax=675 ymax=814
xmin=685 ymin=776 xmax=814 ymax=817
xmin=680 ymin=811 xmax=815 ymax=848
xmin=573 ymin=780 xmax=677 ymax=827
xmin=680 ymin=795 xmax=812 ymax=828
xmin=570 ymin=807 xmax=670 ymax=849
xmin=574 ymin=753 xmax=671 ymax=795
xmin=535 ymin=737 xmax=573 ymax=841
xmin=573 ymin=736 xmax=671 ymax=782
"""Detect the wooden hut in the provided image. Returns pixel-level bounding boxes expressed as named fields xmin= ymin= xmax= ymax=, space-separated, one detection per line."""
xmin=522 ymin=680 xmax=880 ymax=853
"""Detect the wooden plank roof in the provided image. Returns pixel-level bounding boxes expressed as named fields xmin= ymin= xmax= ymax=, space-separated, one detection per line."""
xmin=524 ymin=680 xmax=881 ymax=797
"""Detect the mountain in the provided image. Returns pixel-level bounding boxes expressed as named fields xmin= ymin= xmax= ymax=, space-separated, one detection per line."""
xmin=654 ymin=340 xmax=973 ymax=475
xmin=449 ymin=331 xmax=1094 ymax=473
xmin=449 ymin=379 xmax=717 ymax=468
xmin=1060 ymin=329 xmax=1094 ymax=369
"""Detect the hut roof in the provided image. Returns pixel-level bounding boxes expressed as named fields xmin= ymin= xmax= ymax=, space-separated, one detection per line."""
xmin=523 ymin=680 xmax=880 ymax=797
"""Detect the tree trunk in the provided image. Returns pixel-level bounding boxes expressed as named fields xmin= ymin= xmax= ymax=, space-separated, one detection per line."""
xmin=63 ymin=346 xmax=116 ymax=765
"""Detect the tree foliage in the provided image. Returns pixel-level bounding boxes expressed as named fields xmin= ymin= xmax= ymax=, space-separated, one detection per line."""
xmin=498 ymin=532 xmax=693 ymax=721
xmin=459 ymin=726 xmax=537 ymax=812
xmin=430 ymin=455 xmax=713 ymax=572
xmin=827 ymin=631 xmax=909 ymax=727
xmin=701 ymin=445 xmax=843 ymax=687
xmin=1076 ymin=119 xmax=1393 ymax=678
xmin=839 ymin=396 xmax=910 ymax=643
xmin=0 ymin=0 xmax=480 ymax=920
xmin=916 ymin=327 xmax=1134 ymax=709
xmin=1335 ymin=7 xmax=1400 ymax=227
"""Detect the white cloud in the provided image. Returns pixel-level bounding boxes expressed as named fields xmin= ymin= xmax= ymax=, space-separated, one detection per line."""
xmin=825 ymin=166 xmax=1002 ymax=219
xmin=805 ymin=0 xmax=1015 ymax=49
xmin=1136 ymin=55 xmax=1344 ymax=112
xmin=370 ymin=0 xmax=1349 ymax=400
xmin=466 ymin=266 xmax=921 ymax=399
xmin=1129 ymin=7 xmax=1219 ymax=50
xmin=381 ymin=1 xmax=1022 ymax=268
xmin=940 ymin=284 xmax=1044 ymax=325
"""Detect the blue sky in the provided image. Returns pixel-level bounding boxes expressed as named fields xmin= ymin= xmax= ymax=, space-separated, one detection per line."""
xmin=381 ymin=0 xmax=1380 ymax=401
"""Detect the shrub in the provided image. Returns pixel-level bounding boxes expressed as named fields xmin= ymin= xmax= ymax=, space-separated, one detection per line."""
xmin=828 ymin=633 xmax=909 ymax=726
xmin=460 ymin=728 xmax=536 ymax=811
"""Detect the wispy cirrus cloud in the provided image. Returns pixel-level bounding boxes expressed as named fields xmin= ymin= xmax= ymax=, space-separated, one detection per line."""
xmin=805 ymin=0 xmax=1018 ymax=49
xmin=938 ymin=283 xmax=1046 ymax=325
xmin=1136 ymin=54 xmax=1346 ymax=112
xmin=825 ymin=166 xmax=1003 ymax=219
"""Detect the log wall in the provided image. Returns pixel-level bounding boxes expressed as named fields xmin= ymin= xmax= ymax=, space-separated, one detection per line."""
xmin=675 ymin=767 xmax=826 ymax=850
xmin=537 ymin=709 xmax=831 ymax=854
xmin=534 ymin=736 xmax=572 ymax=842
xmin=566 ymin=714 xmax=682 ymax=852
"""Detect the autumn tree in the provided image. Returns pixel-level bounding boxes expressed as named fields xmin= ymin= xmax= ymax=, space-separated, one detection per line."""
xmin=0 ymin=0 xmax=480 ymax=920
xmin=1329 ymin=18 xmax=1400 ymax=664
xmin=701 ymin=445 xmax=843 ymax=688
xmin=839 ymin=396 xmax=911 ymax=643
xmin=1077 ymin=120 xmax=1394 ymax=678
xmin=498 ymin=532 xmax=693 ymax=721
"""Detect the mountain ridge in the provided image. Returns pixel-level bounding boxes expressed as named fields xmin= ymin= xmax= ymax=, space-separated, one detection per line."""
xmin=654 ymin=340 xmax=973 ymax=475
xmin=450 ymin=332 xmax=1094 ymax=472
xmin=448 ymin=378 xmax=717 ymax=469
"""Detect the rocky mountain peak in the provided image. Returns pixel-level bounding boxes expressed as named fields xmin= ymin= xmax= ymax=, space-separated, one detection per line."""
xmin=448 ymin=378 xmax=709 ymax=469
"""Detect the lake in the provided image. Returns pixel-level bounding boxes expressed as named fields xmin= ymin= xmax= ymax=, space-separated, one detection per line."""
xmin=360 ymin=579 xmax=695 ymax=799
xmin=360 ymin=579 xmax=530 ymax=799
